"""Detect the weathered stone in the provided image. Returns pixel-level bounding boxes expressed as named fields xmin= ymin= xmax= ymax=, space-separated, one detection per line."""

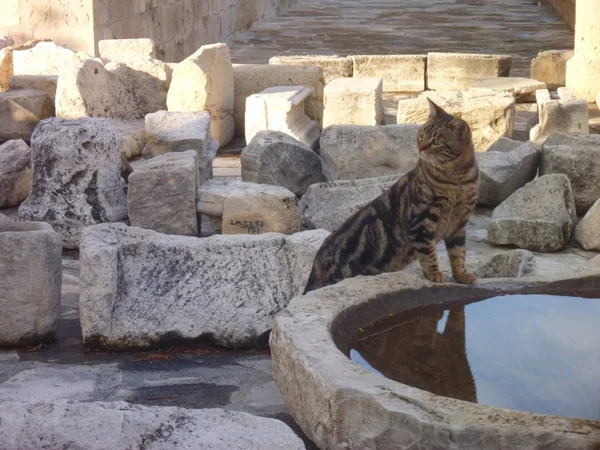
xmin=0 ymin=37 xmax=14 ymax=51
xmin=0 ymin=139 xmax=31 ymax=207
xmin=488 ymin=174 xmax=576 ymax=252
xmin=120 ymin=154 xmax=133 ymax=183
xmin=56 ymin=57 xmax=171 ymax=120
xmin=241 ymin=131 xmax=325 ymax=196
xmin=0 ymin=401 xmax=305 ymax=450
xmin=18 ymin=118 xmax=127 ymax=249
xmin=245 ymin=86 xmax=320 ymax=150
xmin=397 ymin=89 xmax=515 ymax=153
xmin=128 ymin=151 xmax=198 ymax=236
xmin=300 ymin=175 xmax=403 ymax=231
xmin=531 ymin=50 xmax=573 ymax=90
xmin=471 ymin=77 xmax=546 ymax=103
xmin=12 ymin=41 xmax=76 ymax=76
xmin=574 ymin=198 xmax=600 ymax=251
xmin=320 ymin=124 xmax=419 ymax=181
xmin=98 ymin=38 xmax=156 ymax=61
xmin=540 ymin=133 xmax=600 ymax=215
xmin=351 ymin=54 xmax=426 ymax=93
xmin=0 ymin=219 xmax=61 ymax=346
xmin=324 ymin=77 xmax=383 ymax=127
xmin=0 ymin=88 xmax=54 ymax=141
xmin=143 ymin=110 xmax=217 ymax=184
xmin=111 ymin=119 xmax=145 ymax=160
xmin=476 ymin=141 xmax=540 ymax=207
xmin=269 ymin=55 xmax=352 ymax=84
xmin=198 ymin=179 xmax=301 ymax=235
xmin=0 ymin=39 xmax=50 ymax=90
xmin=79 ymin=223 xmax=328 ymax=349
xmin=167 ymin=43 xmax=234 ymax=148
xmin=475 ymin=249 xmax=537 ymax=278
xmin=530 ymin=89 xmax=589 ymax=145
xmin=427 ymin=52 xmax=512 ymax=90
xmin=486 ymin=136 xmax=524 ymax=153
xmin=233 ymin=64 xmax=325 ymax=136
xmin=9 ymin=75 xmax=58 ymax=101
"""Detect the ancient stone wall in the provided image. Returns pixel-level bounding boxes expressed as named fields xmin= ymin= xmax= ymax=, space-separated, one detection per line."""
xmin=0 ymin=0 xmax=299 ymax=61
xmin=544 ymin=0 xmax=575 ymax=31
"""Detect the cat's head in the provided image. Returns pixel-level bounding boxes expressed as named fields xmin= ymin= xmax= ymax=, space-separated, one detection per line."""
xmin=417 ymin=99 xmax=474 ymax=165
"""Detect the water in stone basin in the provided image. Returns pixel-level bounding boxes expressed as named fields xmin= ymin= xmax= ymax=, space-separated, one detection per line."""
xmin=348 ymin=294 xmax=600 ymax=421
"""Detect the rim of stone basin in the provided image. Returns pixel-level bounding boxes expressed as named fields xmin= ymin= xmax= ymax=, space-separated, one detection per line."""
xmin=270 ymin=272 xmax=600 ymax=450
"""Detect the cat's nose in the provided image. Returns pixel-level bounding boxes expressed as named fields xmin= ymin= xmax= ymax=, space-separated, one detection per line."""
xmin=417 ymin=142 xmax=428 ymax=152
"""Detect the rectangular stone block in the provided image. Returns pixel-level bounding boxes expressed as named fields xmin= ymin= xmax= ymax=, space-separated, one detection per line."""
xmin=530 ymin=89 xmax=589 ymax=145
xmin=98 ymin=38 xmax=156 ymax=62
xmin=9 ymin=75 xmax=58 ymax=102
xmin=427 ymin=52 xmax=512 ymax=90
xmin=128 ymin=150 xmax=199 ymax=236
xmin=323 ymin=77 xmax=383 ymax=127
xmin=351 ymin=54 xmax=426 ymax=93
xmin=269 ymin=55 xmax=352 ymax=84
xmin=530 ymin=50 xmax=574 ymax=90
xmin=12 ymin=42 xmax=76 ymax=76
xmin=0 ymin=88 xmax=54 ymax=141
xmin=233 ymin=63 xmax=325 ymax=137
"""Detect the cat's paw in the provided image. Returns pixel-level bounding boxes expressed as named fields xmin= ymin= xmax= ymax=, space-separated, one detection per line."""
xmin=425 ymin=271 xmax=445 ymax=283
xmin=454 ymin=272 xmax=477 ymax=285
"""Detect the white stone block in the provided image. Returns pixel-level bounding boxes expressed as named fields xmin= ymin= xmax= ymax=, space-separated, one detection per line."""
xmin=427 ymin=52 xmax=512 ymax=90
xmin=323 ymin=77 xmax=383 ymax=127
xmin=269 ymin=54 xmax=352 ymax=84
xmin=530 ymin=50 xmax=573 ymax=90
xmin=471 ymin=77 xmax=546 ymax=103
xmin=557 ymin=87 xmax=575 ymax=101
xmin=12 ymin=42 xmax=76 ymax=76
xmin=98 ymin=38 xmax=156 ymax=62
xmin=245 ymin=86 xmax=320 ymax=149
xmin=530 ymin=90 xmax=589 ymax=145
xmin=197 ymin=179 xmax=300 ymax=235
xmin=351 ymin=54 xmax=426 ymax=93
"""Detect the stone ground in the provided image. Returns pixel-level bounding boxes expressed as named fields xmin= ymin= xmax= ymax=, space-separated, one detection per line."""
xmin=1 ymin=2 xmax=598 ymax=449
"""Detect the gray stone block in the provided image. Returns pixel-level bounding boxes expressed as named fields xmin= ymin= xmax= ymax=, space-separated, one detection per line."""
xmin=0 ymin=139 xmax=32 ymax=207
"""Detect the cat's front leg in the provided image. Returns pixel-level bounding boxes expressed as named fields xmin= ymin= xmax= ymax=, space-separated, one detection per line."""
xmin=414 ymin=243 xmax=445 ymax=283
xmin=445 ymin=228 xmax=476 ymax=285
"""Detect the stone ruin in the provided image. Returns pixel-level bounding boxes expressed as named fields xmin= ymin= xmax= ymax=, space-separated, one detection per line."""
xmin=1 ymin=33 xmax=600 ymax=449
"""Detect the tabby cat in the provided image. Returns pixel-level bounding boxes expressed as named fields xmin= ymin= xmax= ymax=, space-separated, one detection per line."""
xmin=303 ymin=99 xmax=479 ymax=294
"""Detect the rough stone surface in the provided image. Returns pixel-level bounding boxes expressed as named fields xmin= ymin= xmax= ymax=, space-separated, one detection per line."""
xmin=18 ymin=118 xmax=128 ymax=249
xmin=198 ymin=179 xmax=301 ymax=235
xmin=12 ymin=42 xmax=76 ymax=76
xmin=300 ymin=175 xmax=403 ymax=231
xmin=0 ymin=401 xmax=305 ymax=450
xmin=476 ymin=141 xmax=540 ymax=207
xmin=241 ymin=131 xmax=325 ymax=196
xmin=112 ymin=119 xmax=145 ymax=160
xmin=475 ymin=249 xmax=537 ymax=278
xmin=167 ymin=43 xmax=234 ymax=148
xmin=128 ymin=151 xmax=198 ymax=236
xmin=530 ymin=90 xmax=589 ymax=145
xmin=427 ymin=52 xmax=512 ymax=90
xmin=0 ymin=88 xmax=54 ymax=141
xmin=9 ymin=75 xmax=58 ymax=101
xmin=79 ymin=223 xmax=329 ymax=349
xmin=0 ymin=219 xmax=61 ymax=346
xmin=397 ymin=89 xmax=515 ymax=153
xmin=351 ymin=54 xmax=426 ymax=93
xmin=0 ymin=139 xmax=32 ymax=208
xmin=488 ymin=174 xmax=577 ymax=252
xmin=323 ymin=77 xmax=383 ymax=127
xmin=233 ymin=64 xmax=325 ymax=136
xmin=320 ymin=124 xmax=419 ymax=181
xmin=575 ymin=198 xmax=600 ymax=251
xmin=143 ymin=110 xmax=217 ymax=184
xmin=98 ymin=38 xmax=156 ymax=62
xmin=540 ymin=133 xmax=600 ymax=215
xmin=269 ymin=55 xmax=352 ymax=84
xmin=56 ymin=57 xmax=171 ymax=120
xmin=0 ymin=37 xmax=14 ymax=51
xmin=0 ymin=39 xmax=50 ymax=90
xmin=530 ymin=50 xmax=573 ymax=90
xmin=486 ymin=136 xmax=523 ymax=153
xmin=471 ymin=77 xmax=546 ymax=103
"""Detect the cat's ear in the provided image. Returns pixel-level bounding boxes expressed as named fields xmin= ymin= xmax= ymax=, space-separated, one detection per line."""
xmin=426 ymin=98 xmax=449 ymax=120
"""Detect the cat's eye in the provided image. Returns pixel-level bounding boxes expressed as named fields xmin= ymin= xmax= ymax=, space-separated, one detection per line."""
xmin=432 ymin=139 xmax=443 ymax=146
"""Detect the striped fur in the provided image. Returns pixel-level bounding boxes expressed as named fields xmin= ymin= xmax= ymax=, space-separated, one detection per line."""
xmin=304 ymin=100 xmax=479 ymax=294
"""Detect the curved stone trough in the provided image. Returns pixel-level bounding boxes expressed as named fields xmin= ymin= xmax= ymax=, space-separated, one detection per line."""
xmin=271 ymin=273 xmax=600 ymax=450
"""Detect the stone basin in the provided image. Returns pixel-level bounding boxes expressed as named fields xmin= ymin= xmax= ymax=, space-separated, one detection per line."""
xmin=271 ymin=273 xmax=600 ymax=449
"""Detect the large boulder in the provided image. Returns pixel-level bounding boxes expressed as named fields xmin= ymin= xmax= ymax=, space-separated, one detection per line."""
xmin=540 ymin=133 xmax=600 ymax=215
xmin=0 ymin=88 xmax=54 ymax=141
xmin=397 ymin=89 xmax=515 ymax=153
xmin=0 ymin=140 xmax=32 ymax=207
xmin=167 ymin=43 xmax=235 ymax=148
xmin=320 ymin=124 xmax=419 ymax=180
xmin=300 ymin=174 xmax=403 ymax=231
xmin=12 ymin=41 xmax=76 ymax=76
xmin=0 ymin=401 xmax=305 ymax=450
xmin=476 ymin=140 xmax=540 ymax=207
xmin=487 ymin=174 xmax=577 ymax=252
xmin=112 ymin=119 xmax=145 ymax=160
xmin=241 ymin=131 xmax=325 ymax=196
xmin=0 ymin=39 xmax=50 ymax=90
xmin=80 ymin=223 xmax=329 ymax=349
xmin=574 ymin=198 xmax=600 ymax=251
xmin=0 ymin=219 xmax=61 ymax=346
xmin=18 ymin=118 xmax=127 ymax=249
xmin=475 ymin=249 xmax=537 ymax=279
